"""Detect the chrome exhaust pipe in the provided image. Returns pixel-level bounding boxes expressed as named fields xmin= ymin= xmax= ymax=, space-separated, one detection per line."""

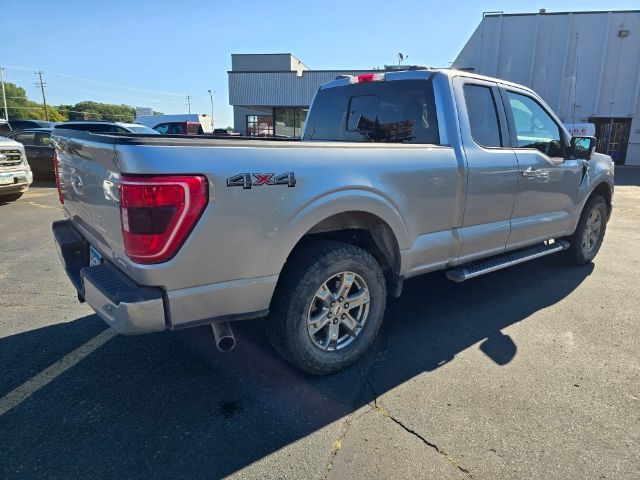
xmin=211 ymin=322 xmax=236 ymax=352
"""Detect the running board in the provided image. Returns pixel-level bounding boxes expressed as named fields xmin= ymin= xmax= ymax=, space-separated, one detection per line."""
xmin=446 ymin=241 xmax=570 ymax=283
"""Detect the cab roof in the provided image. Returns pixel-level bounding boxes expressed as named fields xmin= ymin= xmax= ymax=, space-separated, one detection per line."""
xmin=319 ymin=68 xmax=535 ymax=95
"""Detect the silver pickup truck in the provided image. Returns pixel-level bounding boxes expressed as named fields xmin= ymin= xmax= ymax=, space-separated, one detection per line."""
xmin=52 ymin=69 xmax=614 ymax=374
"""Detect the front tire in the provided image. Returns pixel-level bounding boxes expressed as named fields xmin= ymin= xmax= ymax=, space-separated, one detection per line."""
xmin=565 ymin=195 xmax=608 ymax=265
xmin=267 ymin=240 xmax=386 ymax=375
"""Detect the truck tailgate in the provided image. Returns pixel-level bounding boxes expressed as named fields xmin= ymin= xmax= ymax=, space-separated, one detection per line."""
xmin=54 ymin=131 xmax=125 ymax=261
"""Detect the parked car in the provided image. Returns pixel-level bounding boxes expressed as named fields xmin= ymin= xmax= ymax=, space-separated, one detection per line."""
xmin=7 ymin=128 xmax=55 ymax=179
xmin=9 ymin=119 xmax=56 ymax=130
xmin=52 ymin=68 xmax=614 ymax=375
xmin=0 ymin=135 xmax=32 ymax=202
xmin=0 ymin=119 xmax=11 ymax=136
xmin=213 ymin=128 xmax=240 ymax=136
xmin=136 ymin=114 xmax=213 ymax=134
xmin=55 ymin=121 xmax=159 ymax=134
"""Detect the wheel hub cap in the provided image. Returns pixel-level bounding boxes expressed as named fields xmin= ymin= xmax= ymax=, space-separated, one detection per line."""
xmin=582 ymin=208 xmax=602 ymax=254
xmin=307 ymin=271 xmax=370 ymax=351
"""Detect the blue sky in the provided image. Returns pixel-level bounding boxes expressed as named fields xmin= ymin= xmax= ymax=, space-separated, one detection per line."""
xmin=3 ymin=0 xmax=638 ymax=127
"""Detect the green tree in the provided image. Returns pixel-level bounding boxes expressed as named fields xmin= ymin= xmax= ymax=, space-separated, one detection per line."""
xmin=67 ymin=101 xmax=135 ymax=122
xmin=1 ymin=81 xmax=141 ymax=123
xmin=1 ymin=82 xmax=66 ymax=121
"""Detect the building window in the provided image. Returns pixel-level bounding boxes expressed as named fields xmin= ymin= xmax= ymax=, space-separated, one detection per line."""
xmin=247 ymin=115 xmax=273 ymax=136
xmin=274 ymin=107 xmax=308 ymax=138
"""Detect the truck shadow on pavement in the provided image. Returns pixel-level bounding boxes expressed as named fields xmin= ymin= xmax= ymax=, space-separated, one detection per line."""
xmin=0 ymin=256 xmax=594 ymax=478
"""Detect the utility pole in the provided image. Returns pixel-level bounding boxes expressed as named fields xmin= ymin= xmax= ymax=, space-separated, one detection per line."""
xmin=34 ymin=70 xmax=49 ymax=121
xmin=207 ymin=90 xmax=215 ymax=129
xmin=186 ymin=95 xmax=192 ymax=114
xmin=0 ymin=67 xmax=8 ymax=120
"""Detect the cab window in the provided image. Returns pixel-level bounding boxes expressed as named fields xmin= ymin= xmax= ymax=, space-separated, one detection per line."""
xmin=303 ymin=79 xmax=439 ymax=144
xmin=463 ymin=84 xmax=502 ymax=147
xmin=506 ymin=91 xmax=563 ymax=157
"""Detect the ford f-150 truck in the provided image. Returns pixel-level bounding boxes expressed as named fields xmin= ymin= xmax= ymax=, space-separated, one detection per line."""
xmin=0 ymin=134 xmax=32 ymax=202
xmin=52 ymin=69 xmax=614 ymax=374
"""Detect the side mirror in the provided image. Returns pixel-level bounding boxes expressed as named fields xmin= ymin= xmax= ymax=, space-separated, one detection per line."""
xmin=570 ymin=136 xmax=597 ymax=160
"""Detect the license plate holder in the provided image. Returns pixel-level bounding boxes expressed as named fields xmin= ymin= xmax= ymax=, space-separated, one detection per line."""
xmin=0 ymin=173 xmax=14 ymax=185
xmin=89 ymin=245 xmax=103 ymax=267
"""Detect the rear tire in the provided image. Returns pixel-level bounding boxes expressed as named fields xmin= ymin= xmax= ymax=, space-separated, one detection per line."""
xmin=267 ymin=240 xmax=386 ymax=375
xmin=565 ymin=195 xmax=608 ymax=265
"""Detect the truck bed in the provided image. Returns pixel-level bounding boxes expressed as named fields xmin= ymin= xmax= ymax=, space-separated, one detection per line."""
xmin=52 ymin=129 xmax=439 ymax=149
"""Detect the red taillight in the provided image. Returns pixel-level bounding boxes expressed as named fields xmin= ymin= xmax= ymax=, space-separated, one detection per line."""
xmin=119 ymin=175 xmax=208 ymax=264
xmin=350 ymin=73 xmax=385 ymax=84
xmin=53 ymin=153 xmax=64 ymax=204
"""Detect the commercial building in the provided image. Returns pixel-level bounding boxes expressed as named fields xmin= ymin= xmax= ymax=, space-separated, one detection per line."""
xmin=453 ymin=10 xmax=640 ymax=165
xmin=228 ymin=53 xmax=375 ymax=138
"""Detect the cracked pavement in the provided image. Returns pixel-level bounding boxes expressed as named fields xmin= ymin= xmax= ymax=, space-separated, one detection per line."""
xmin=1 ymin=169 xmax=639 ymax=479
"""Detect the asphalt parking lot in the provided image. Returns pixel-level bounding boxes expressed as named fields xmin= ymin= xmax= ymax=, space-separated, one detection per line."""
xmin=1 ymin=170 xmax=639 ymax=479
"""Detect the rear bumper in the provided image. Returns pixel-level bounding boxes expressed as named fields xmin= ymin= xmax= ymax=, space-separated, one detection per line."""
xmin=52 ymin=220 xmax=166 ymax=334
xmin=52 ymin=219 xmax=273 ymax=334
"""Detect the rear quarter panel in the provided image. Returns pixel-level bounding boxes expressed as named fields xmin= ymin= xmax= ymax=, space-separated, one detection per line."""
xmin=114 ymin=142 xmax=460 ymax=290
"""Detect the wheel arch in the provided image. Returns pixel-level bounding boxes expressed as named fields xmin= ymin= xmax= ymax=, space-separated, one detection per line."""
xmin=568 ymin=178 xmax=614 ymax=236
xmin=300 ymin=210 xmax=400 ymax=270
xmin=590 ymin=181 xmax=613 ymax=213
xmin=275 ymin=192 xmax=410 ymax=297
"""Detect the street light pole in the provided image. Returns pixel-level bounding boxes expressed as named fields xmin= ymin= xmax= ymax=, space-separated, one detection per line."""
xmin=186 ymin=95 xmax=192 ymax=114
xmin=207 ymin=89 xmax=215 ymax=130
xmin=0 ymin=67 xmax=8 ymax=120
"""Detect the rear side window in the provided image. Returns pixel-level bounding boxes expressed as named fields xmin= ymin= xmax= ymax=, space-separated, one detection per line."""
xmin=35 ymin=132 xmax=52 ymax=146
xmin=58 ymin=124 xmax=108 ymax=132
xmin=14 ymin=132 xmax=36 ymax=146
xmin=83 ymin=124 xmax=104 ymax=133
xmin=304 ymin=79 xmax=439 ymax=144
xmin=187 ymin=122 xmax=202 ymax=135
xmin=463 ymin=84 xmax=502 ymax=148
xmin=169 ymin=123 xmax=184 ymax=134
xmin=155 ymin=123 xmax=185 ymax=134
xmin=9 ymin=121 xmax=34 ymax=130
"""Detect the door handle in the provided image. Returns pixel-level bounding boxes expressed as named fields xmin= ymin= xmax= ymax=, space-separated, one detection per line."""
xmin=522 ymin=167 xmax=549 ymax=178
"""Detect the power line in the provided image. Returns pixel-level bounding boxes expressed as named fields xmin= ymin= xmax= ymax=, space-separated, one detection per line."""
xmin=3 ymin=66 xmax=208 ymax=118
xmin=46 ymin=82 xmax=185 ymax=104
xmin=34 ymin=70 xmax=49 ymax=121
xmin=4 ymin=65 xmax=187 ymax=98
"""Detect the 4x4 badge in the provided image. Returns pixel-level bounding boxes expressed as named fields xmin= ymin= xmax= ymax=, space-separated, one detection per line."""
xmin=227 ymin=172 xmax=296 ymax=189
